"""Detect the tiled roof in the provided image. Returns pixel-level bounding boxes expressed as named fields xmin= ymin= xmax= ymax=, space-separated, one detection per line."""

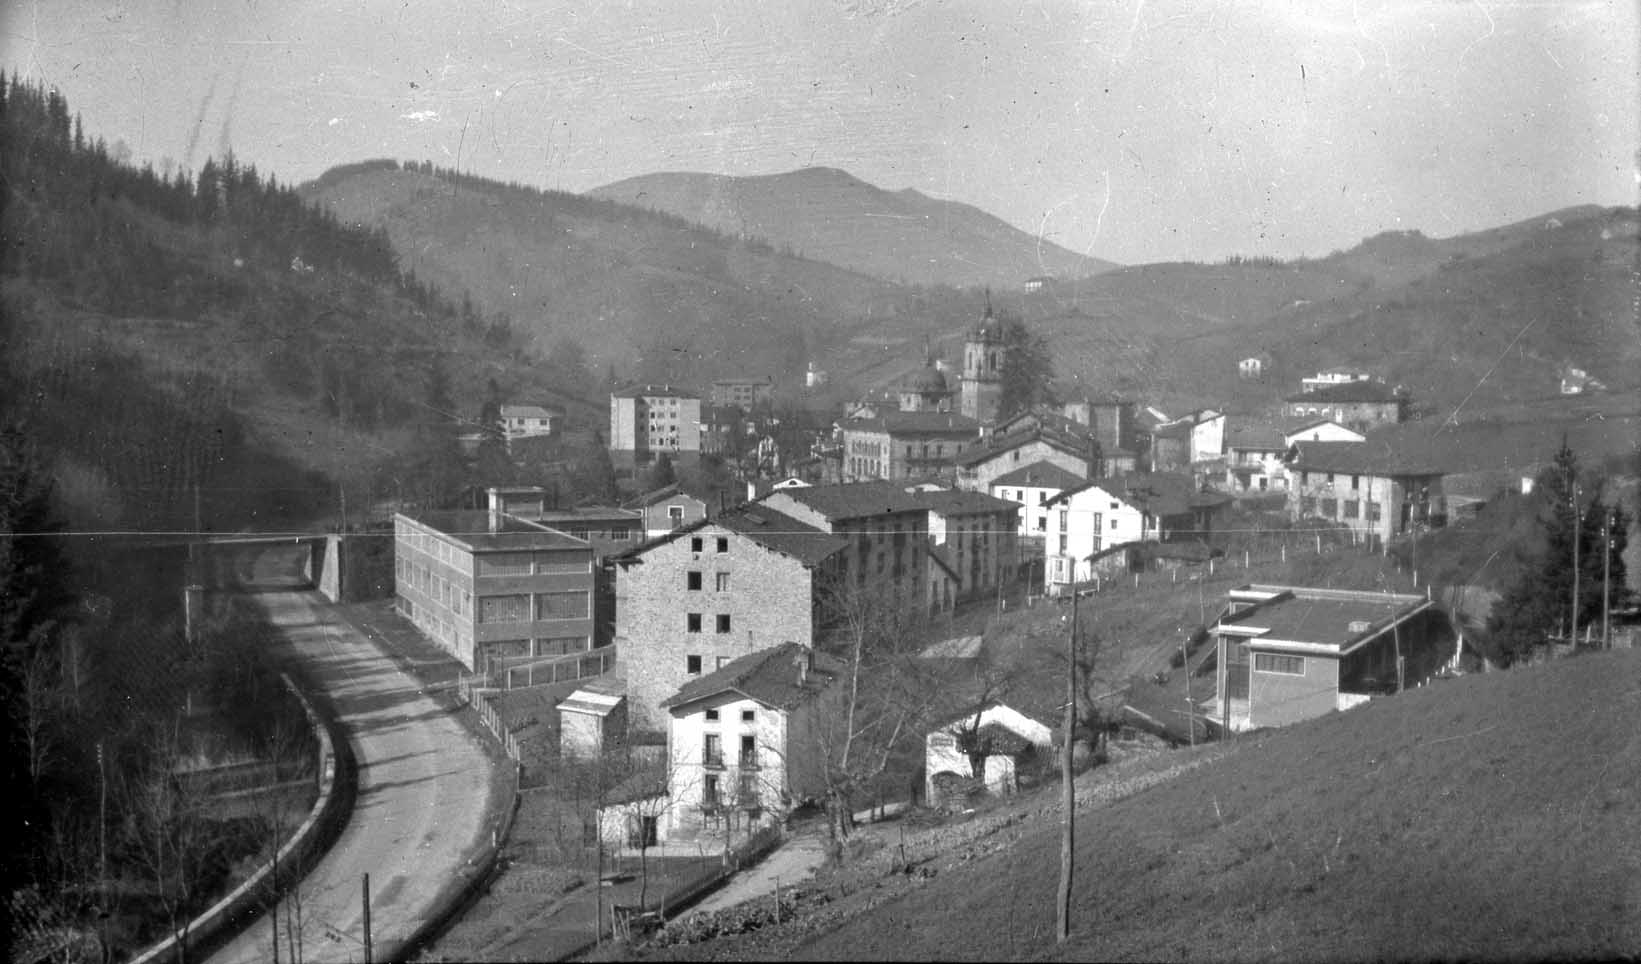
xmin=715 ymin=506 xmax=850 ymax=565
xmin=843 ymin=411 xmax=980 ymax=436
xmin=954 ymin=427 xmax=1089 ymax=468
xmin=1284 ymin=381 xmax=1402 ymax=404
xmin=765 ymin=480 xmax=930 ymax=520
xmin=662 ymin=642 xmax=845 ymax=712
xmin=500 ymin=404 xmax=559 ymax=418
xmin=397 ymin=510 xmax=589 ymax=552
xmin=1289 ymin=435 xmax=1446 ymax=475
xmin=989 ymin=461 xmax=1089 ymax=491
xmin=907 ymin=488 xmax=1022 ymax=516
xmin=621 ymin=483 xmax=708 ymax=510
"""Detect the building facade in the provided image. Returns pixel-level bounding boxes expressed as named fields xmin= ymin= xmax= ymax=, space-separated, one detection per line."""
xmin=393 ymin=510 xmax=596 ymax=676
xmin=1284 ymin=382 xmax=1407 ymax=432
xmin=988 ymin=461 xmax=1089 ymax=565
xmin=840 ymin=411 xmax=979 ymax=483
xmin=709 ymin=376 xmax=775 ymax=411
xmin=609 ymin=384 xmax=703 ymax=469
xmin=910 ymin=488 xmax=1022 ymax=602
xmin=761 ymin=482 xmax=932 ymax=606
xmin=1287 ymin=442 xmax=1447 ymax=543
xmin=960 ymin=308 xmax=1006 ymax=423
xmin=611 ymin=506 xmax=845 ymax=731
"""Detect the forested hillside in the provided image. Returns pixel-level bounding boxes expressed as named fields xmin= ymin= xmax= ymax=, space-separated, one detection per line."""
xmin=1 ymin=76 xmax=602 ymax=533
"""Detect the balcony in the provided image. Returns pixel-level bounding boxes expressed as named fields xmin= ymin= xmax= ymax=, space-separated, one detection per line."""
xmin=702 ymin=752 xmax=726 ymax=770
xmin=738 ymin=753 xmax=760 ymax=771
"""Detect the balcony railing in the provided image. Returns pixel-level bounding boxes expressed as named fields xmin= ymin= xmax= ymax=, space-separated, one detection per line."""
xmin=702 ymin=752 xmax=726 ymax=769
xmin=738 ymin=753 xmax=760 ymax=770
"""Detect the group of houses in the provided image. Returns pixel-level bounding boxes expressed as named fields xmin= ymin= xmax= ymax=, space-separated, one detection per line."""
xmin=391 ymin=312 xmax=1463 ymax=853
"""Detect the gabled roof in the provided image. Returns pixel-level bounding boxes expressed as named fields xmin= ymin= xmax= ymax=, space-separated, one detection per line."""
xmin=1284 ymin=381 xmax=1403 ymax=404
xmin=1289 ymin=438 xmax=1445 ymax=475
xmin=662 ymin=642 xmax=844 ymax=713
xmin=621 ymin=482 xmax=709 ymax=510
xmin=989 ymin=461 xmax=1089 ymax=491
xmin=500 ymin=403 xmax=560 ymax=419
xmin=764 ymin=480 xmax=930 ymax=520
xmin=843 ymin=411 xmax=979 ymax=436
xmin=907 ymin=488 xmax=1022 ymax=516
xmin=1047 ymin=472 xmax=1230 ymax=517
xmin=610 ymin=504 xmax=846 ymax=567
xmin=955 ymin=426 xmax=1089 ymax=468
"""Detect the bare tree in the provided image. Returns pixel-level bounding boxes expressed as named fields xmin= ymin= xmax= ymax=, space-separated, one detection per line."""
xmin=809 ymin=580 xmax=942 ymax=856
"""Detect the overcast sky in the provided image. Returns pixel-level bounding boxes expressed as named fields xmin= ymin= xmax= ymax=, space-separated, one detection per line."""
xmin=4 ymin=0 xmax=1636 ymax=265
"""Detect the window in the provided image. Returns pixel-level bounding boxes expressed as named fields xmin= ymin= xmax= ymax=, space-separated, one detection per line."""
xmin=715 ymin=572 xmax=731 ymax=592
xmin=477 ymin=552 xmax=532 ymax=576
xmin=1368 ymin=501 xmax=1383 ymax=522
xmin=717 ymin=614 xmax=732 ymax=633
xmin=1059 ymin=509 xmax=1069 ymax=532
xmin=1058 ymin=533 xmax=1068 ymax=553
xmin=704 ymin=734 xmax=724 ymax=768
xmin=1111 ymin=518 xmax=1119 ymax=530
xmin=687 ymin=570 xmax=703 ymax=590
xmin=703 ymin=774 xmax=720 ymax=807
xmin=1300 ymin=471 xmax=1310 ymax=486
xmin=716 ymin=537 xmax=730 ymax=553
xmin=1035 ymin=517 xmax=1047 ymax=532
xmin=478 ymin=594 xmax=530 ymax=624
xmin=1351 ymin=474 xmax=1360 ymax=491
xmin=1321 ymin=498 xmax=1338 ymax=518
xmin=611 ymin=526 xmax=630 ymax=541
xmin=691 ymin=536 xmax=704 ymax=553
xmin=705 ymin=708 xmax=719 ymax=721
xmin=741 ymin=709 xmax=755 ymax=723
xmin=536 ymin=591 xmax=588 ymax=619
xmin=1344 ymin=499 xmax=1360 ymax=519
xmin=687 ymin=613 xmax=703 ymax=633
xmin=740 ymin=734 xmax=758 ymax=768
xmin=687 ymin=654 xmax=702 ymax=674
xmin=668 ymin=505 xmax=685 ymax=523
xmin=537 ymin=637 xmax=587 ymax=657
xmin=1254 ymin=653 xmax=1305 ymax=675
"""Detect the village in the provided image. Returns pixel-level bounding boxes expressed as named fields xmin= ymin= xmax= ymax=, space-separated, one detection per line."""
xmin=379 ymin=297 xmax=1575 ymax=929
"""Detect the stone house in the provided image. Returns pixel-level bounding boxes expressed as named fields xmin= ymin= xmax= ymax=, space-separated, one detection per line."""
xmin=1284 ymin=381 xmax=1408 ymax=432
xmin=1222 ymin=417 xmax=1364 ymax=493
xmin=760 ymin=482 xmax=932 ymax=607
xmin=1287 ymin=441 xmax=1447 ymax=543
xmin=610 ymin=504 xmax=846 ymax=732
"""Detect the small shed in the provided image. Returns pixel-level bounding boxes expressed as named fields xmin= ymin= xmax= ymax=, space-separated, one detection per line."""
xmin=925 ymin=703 xmax=1056 ymax=807
xmin=558 ymin=683 xmax=628 ymax=759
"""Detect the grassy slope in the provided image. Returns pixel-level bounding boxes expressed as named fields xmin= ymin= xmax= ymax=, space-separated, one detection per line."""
xmin=587 ymin=166 xmax=1118 ymax=290
xmin=670 ymin=647 xmax=1641 ymax=963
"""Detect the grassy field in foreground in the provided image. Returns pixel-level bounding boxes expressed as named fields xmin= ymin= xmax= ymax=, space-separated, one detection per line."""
xmin=645 ymin=646 xmax=1640 ymax=963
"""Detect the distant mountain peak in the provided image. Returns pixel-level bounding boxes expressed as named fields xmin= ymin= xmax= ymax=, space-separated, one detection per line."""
xmin=589 ymin=167 xmax=1117 ymax=289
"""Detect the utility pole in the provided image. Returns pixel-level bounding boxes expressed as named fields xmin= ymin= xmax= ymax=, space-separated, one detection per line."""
xmin=1057 ymin=586 xmax=1078 ymax=944
xmin=1571 ymin=483 xmax=1581 ymax=646
xmin=362 ymin=874 xmax=373 ymax=964
xmin=1603 ymin=507 xmax=1612 ymax=648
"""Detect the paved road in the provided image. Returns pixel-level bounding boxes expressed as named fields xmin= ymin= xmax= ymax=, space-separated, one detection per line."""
xmin=208 ymin=590 xmax=497 ymax=964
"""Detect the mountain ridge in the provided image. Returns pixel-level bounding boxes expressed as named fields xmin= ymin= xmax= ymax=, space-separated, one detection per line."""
xmin=587 ymin=165 xmax=1119 ymax=289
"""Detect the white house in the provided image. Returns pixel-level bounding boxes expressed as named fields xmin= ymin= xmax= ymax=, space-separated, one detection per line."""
xmin=1040 ymin=482 xmax=1156 ymax=593
xmin=1223 ymin=417 xmax=1365 ymax=493
xmin=1300 ymin=368 xmax=1376 ymax=392
xmin=988 ymin=461 xmax=1089 ymax=565
xmin=650 ymin=643 xmax=842 ymax=846
xmin=925 ymin=702 xmax=1057 ymax=806
xmin=499 ymin=404 xmax=559 ymax=441
xmin=1238 ymin=356 xmax=1265 ymax=379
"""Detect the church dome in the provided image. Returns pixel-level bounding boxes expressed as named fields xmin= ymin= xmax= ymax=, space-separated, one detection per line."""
xmin=909 ymin=363 xmax=949 ymax=394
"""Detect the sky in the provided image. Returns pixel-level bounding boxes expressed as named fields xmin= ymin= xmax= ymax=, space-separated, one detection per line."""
xmin=3 ymin=0 xmax=1637 ymax=266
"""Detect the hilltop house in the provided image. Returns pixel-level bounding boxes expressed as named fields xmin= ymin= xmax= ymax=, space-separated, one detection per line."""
xmin=709 ymin=375 xmax=776 ymax=411
xmin=1300 ymin=367 xmax=1376 ymax=392
xmin=1204 ymin=584 xmax=1453 ymax=731
xmin=1284 ymin=381 xmax=1408 ymax=432
xmin=1288 ymin=440 xmax=1447 ymax=543
xmin=1222 ymin=417 xmax=1364 ymax=493
xmin=499 ymin=403 xmax=559 ymax=442
xmin=610 ymin=504 xmax=846 ymax=731
xmin=392 ymin=508 xmax=599 ymax=679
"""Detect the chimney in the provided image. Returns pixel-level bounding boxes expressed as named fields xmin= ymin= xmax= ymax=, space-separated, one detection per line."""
xmin=795 ymin=647 xmax=811 ymax=686
xmin=487 ymin=486 xmax=504 ymax=533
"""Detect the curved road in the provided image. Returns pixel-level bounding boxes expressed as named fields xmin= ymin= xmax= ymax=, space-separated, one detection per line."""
xmin=209 ymin=589 xmax=497 ymax=964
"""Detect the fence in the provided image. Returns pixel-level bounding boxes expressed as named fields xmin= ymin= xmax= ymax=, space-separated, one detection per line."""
xmin=456 ymin=676 xmax=521 ymax=762
xmin=493 ymin=646 xmax=616 ymax=689
xmin=609 ymin=820 xmax=788 ymax=942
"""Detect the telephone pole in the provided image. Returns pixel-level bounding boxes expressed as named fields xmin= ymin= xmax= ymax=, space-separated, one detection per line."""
xmin=1057 ymin=586 xmax=1078 ymax=944
xmin=1602 ymin=507 xmax=1612 ymax=648
xmin=1571 ymin=484 xmax=1581 ymax=645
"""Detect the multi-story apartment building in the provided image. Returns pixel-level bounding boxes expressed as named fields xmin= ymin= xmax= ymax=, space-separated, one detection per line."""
xmin=760 ymin=482 xmax=932 ymax=605
xmin=611 ymin=504 xmax=846 ymax=731
xmin=609 ymin=384 xmax=703 ymax=470
xmin=709 ymin=376 xmax=776 ymax=411
xmin=840 ymin=411 xmax=979 ymax=483
xmin=988 ymin=460 xmax=1089 ymax=563
xmin=393 ymin=509 xmax=596 ymax=676
xmin=909 ymin=488 xmax=1021 ymax=603
xmin=1284 ymin=381 xmax=1408 ymax=432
